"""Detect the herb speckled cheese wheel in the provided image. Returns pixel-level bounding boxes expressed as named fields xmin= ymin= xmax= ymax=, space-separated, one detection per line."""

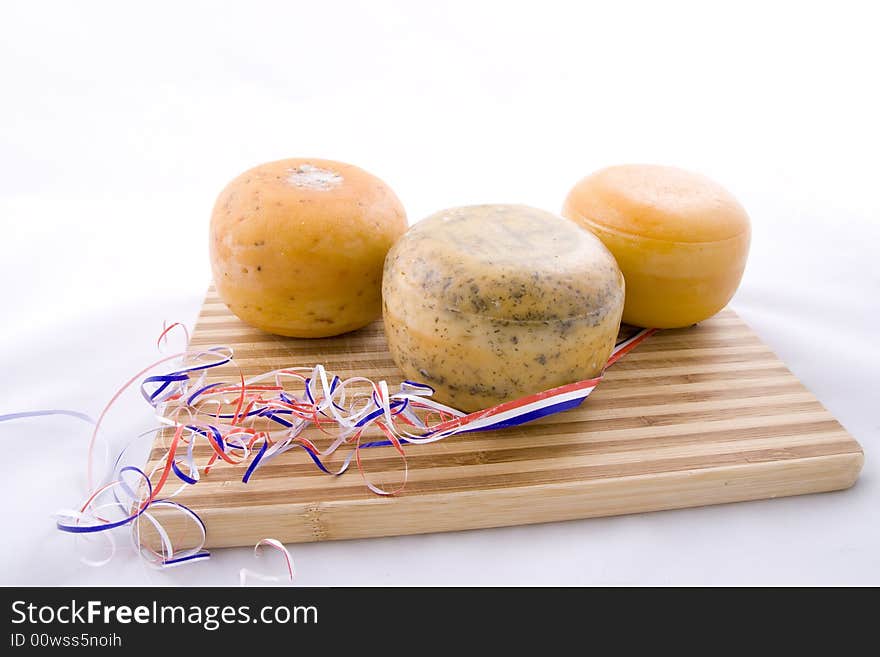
xmin=382 ymin=205 xmax=625 ymax=412
xmin=210 ymin=158 xmax=407 ymax=337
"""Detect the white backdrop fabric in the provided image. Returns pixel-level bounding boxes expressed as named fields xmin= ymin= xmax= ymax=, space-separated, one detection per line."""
xmin=1 ymin=1 xmax=877 ymax=585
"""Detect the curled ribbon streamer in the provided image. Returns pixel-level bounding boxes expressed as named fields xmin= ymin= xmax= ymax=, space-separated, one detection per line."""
xmin=1 ymin=322 xmax=654 ymax=574
xmin=0 ymin=409 xmax=96 ymax=424
xmin=239 ymin=538 xmax=295 ymax=586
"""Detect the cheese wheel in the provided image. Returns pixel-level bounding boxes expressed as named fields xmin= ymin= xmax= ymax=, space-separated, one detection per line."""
xmin=382 ymin=205 xmax=625 ymax=412
xmin=210 ymin=158 xmax=407 ymax=337
xmin=563 ymin=165 xmax=751 ymax=328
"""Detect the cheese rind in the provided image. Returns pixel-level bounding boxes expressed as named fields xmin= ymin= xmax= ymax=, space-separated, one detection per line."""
xmin=382 ymin=205 xmax=625 ymax=412
xmin=210 ymin=158 xmax=407 ymax=337
xmin=563 ymin=165 xmax=751 ymax=329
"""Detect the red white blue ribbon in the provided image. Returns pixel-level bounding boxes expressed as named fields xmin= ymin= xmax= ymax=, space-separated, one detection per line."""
xmin=0 ymin=322 xmax=654 ymax=573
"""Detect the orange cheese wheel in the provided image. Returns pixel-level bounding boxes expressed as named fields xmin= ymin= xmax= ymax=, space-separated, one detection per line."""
xmin=210 ymin=158 xmax=407 ymax=337
xmin=563 ymin=165 xmax=751 ymax=328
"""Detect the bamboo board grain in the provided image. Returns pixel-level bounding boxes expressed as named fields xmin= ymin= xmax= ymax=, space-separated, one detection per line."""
xmin=145 ymin=288 xmax=864 ymax=548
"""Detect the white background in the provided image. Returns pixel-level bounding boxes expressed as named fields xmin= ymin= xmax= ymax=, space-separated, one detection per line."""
xmin=1 ymin=0 xmax=878 ymax=585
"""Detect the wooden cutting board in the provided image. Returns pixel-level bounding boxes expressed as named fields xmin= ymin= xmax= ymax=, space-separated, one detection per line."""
xmin=145 ymin=288 xmax=863 ymax=549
